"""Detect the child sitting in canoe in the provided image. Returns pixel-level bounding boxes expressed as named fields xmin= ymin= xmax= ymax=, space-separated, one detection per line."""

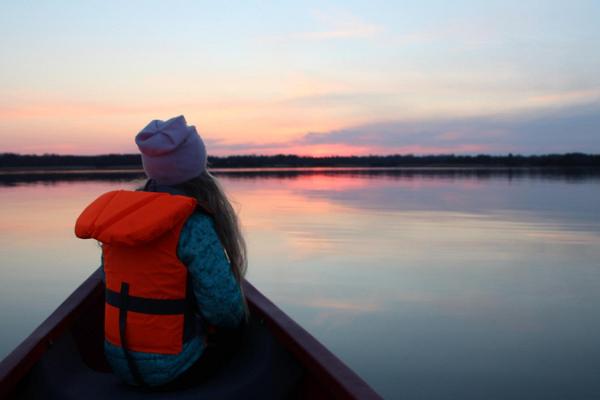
xmin=75 ymin=115 xmax=247 ymax=388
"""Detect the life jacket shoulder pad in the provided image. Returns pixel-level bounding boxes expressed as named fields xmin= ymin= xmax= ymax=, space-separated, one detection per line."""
xmin=75 ymin=190 xmax=197 ymax=245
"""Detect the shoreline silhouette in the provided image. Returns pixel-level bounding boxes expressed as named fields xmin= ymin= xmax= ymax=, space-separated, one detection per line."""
xmin=2 ymin=152 xmax=599 ymax=170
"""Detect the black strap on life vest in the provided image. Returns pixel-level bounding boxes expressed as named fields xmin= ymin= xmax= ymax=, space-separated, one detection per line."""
xmin=117 ymin=282 xmax=146 ymax=387
xmin=106 ymin=288 xmax=187 ymax=315
xmin=108 ymin=282 xmax=197 ymax=387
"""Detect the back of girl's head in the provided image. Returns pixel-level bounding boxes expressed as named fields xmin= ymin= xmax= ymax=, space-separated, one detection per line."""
xmin=135 ymin=116 xmax=247 ymax=283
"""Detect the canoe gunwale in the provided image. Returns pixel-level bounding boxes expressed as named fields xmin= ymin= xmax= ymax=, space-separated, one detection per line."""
xmin=0 ymin=268 xmax=105 ymax=399
xmin=0 ymin=268 xmax=382 ymax=399
xmin=243 ymin=281 xmax=382 ymax=399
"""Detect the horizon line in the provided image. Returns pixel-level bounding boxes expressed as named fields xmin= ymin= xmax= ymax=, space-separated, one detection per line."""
xmin=2 ymin=152 xmax=600 ymax=158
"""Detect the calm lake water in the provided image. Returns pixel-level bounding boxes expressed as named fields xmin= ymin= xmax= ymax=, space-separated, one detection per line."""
xmin=1 ymin=168 xmax=599 ymax=399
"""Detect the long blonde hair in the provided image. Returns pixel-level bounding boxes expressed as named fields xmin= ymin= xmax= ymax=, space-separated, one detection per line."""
xmin=172 ymin=171 xmax=247 ymax=284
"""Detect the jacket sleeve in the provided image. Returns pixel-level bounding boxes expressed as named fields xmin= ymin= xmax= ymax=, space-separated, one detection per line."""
xmin=177 ymin=212 xmax=245 ymax=328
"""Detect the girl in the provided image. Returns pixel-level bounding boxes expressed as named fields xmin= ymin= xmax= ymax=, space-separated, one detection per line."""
xmin=75 ymin=115 xmax=246 ymax=388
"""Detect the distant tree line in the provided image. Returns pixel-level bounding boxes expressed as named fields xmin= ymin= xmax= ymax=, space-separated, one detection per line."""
xmin=1 ymin=152 xmax=600 ymax=169
xmin=0 ymin=153 xmax=143 ymax=168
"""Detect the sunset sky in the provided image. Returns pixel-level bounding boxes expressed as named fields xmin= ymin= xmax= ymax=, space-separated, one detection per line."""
xmin=1 ymin=1 xmax=599 ymax=156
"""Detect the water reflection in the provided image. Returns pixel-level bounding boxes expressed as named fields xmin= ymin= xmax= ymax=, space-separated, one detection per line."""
xmin=0 ymin=170 xmax=599 ymax=399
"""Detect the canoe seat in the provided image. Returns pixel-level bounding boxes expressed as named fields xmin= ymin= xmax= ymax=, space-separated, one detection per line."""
xmin=21 ymin=318 xmax=303 ymax=399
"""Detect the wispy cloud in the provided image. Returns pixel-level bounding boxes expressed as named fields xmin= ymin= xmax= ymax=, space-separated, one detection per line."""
xmin=297 ymin=100 xmax=600 ymax=154
xmin=263 ymin=8 xmax=383 ymax=43
xmin=205 ymin=99 xmax=600 ymax=155
xmin=300 ymin=8 xmax=382 ymax=39
xmin=523 ymin=88 xmax=600 ymax=108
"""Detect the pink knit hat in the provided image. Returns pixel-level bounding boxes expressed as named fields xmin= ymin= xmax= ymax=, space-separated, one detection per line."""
xmin=135 ymin=115 xmax=207 ymax=185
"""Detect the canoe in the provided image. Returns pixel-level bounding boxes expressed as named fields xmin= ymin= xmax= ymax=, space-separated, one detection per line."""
xmin=0 ymin=268 xmax=382 ymax=399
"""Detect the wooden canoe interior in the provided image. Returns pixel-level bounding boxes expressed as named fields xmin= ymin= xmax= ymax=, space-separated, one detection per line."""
xmin=0 ymin=269 xmax=381 ymax=399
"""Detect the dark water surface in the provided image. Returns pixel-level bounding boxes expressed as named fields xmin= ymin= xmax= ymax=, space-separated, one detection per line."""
xmin=1 ymin=169 xmax=599 ymax=399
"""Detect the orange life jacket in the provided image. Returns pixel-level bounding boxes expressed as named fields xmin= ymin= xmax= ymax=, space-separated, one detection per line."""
xmin=75 ymin=190 xmax=198 ymax=382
